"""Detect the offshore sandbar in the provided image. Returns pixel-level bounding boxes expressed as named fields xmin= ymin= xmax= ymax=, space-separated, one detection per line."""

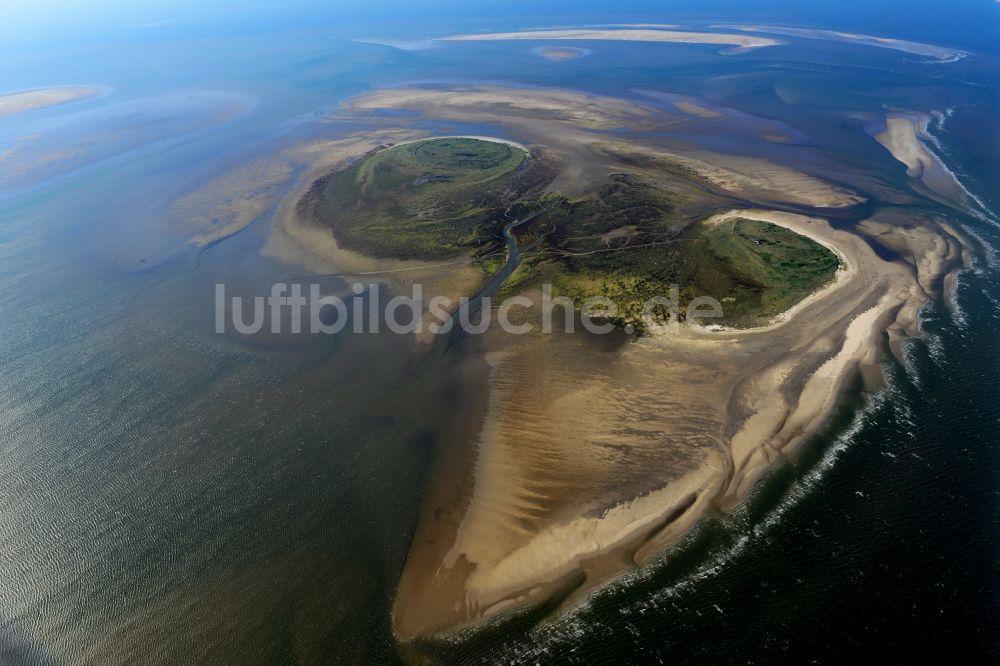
xmin=439 ymin=28 xmax=781 ymax=52
xmin=872 ymin=112 xmax=972 ymax=209
xmin=0 ymin=86 xmax=101 ymax=116
xmin=715 ymin=24 xmax=965 ymax=62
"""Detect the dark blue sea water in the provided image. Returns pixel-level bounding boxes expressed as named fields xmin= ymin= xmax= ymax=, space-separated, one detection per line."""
xmin=0 ymin=2 xmax=997 ymax=663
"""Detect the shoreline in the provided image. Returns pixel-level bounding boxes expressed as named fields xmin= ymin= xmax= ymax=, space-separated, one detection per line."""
xmin=389 ymin=134 xmax=530 ymax=153
xmin=690 ymin=209 xmax=855 ymax=336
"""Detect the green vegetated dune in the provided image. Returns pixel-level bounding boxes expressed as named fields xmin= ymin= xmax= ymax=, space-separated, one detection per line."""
xmin=696 ymin=217 xmax=840 ymax=317
xmin=308 ymin=138 xmax=839 ymax=327
xmin=548 ymin=197 xmax=840 ymax=325
xmin=310 ymin=138 xmax=554 ymax=259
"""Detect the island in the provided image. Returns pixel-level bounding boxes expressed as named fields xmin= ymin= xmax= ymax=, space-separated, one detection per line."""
xmin=302 ymin=136 xmax=841 ymax=329
xmin=257 ymin=84 xmax=966 ymax=646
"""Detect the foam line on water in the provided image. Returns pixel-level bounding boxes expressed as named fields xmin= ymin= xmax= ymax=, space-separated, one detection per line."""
xmin=920 ymin=115 xmax=1000 ymax=258
xmin=496 ymin=381 xmax=905 ymax=661
xmin=947 ymin=267 xmax=971 ymax=330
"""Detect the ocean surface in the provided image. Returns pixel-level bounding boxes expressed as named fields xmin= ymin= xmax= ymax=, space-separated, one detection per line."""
xmin=0 ymin=3 xmax=997 ymax=663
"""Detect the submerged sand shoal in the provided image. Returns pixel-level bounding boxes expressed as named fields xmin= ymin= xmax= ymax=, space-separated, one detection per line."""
xmin=0 ymin=86 xmax=100 ymax=116
xmin=534 ymin=46 xmax=592 ymax=62
xmin=673 ymin=100 xmax=723 ymax=118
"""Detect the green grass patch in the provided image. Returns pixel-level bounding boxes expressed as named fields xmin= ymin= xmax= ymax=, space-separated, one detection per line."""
xmin=306 ymin=145 xmax=838 ymax=329
xmin=309 ymin=138 xmax=555 ymax=260
xmin=694 ymin=218 xmax=840 ymax=316
xmin=542 ymin=200 xmax=840 ymax=328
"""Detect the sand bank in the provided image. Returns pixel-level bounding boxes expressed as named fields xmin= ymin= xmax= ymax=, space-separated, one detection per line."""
xmin=597 ymin=140 xmax=864 ymax=208
xmin=393 ymin=205 xmax=957 ymax=639
xmin=348 ymin=86 xmax=863 ymax=208
xmin=674 ymin=149 xmax=864 ymax=208
xmin=715 ymin=25 xmax=965 ymax=62
xmin=346 ymin=85 xmax=662 ymax=130
xmin=673 ymin=100 xmax=723 ymax=118
xmin=440 ymin=28 xmax=781 ymax=53
xmin=175 ymin=157 xmax=294 ymax=246
xmin=872 ymin=112 xmax=971 ymax=209
xmin=0 ymin=86 xmax=100 ymax=116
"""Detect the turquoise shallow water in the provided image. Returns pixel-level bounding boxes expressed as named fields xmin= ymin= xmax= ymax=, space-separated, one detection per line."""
xmin=0 ymin=7 xmax=997 ymax=664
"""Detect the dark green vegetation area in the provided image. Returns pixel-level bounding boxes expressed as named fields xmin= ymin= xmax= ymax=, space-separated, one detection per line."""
xmin=307 ymin=139 xmax=839 ymax=327
xmin=697 ymin=217 xmax=841 ymax=317
xmin=545 ymin=184 xmax=841 ymax=325
xmin=305 ymin=138 xmax=555 ymax=259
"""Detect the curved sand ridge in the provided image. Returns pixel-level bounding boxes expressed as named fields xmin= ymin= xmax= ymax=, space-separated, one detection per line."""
xmin=390 ymin=134 xmax=529 ymax=153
